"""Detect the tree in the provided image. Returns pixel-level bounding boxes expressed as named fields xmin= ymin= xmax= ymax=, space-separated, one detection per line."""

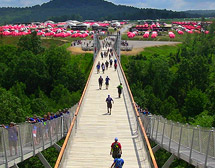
xmin=50 ymin=84 xmax=73 ymax=108
xmin=190 ymin=111 xmax=214 ymax=127
xmin=5 ymin=51 xmax=49 ymax=94
xmin=17 ymin=31 xmax=44 ymax=55
xmin=45 ymin=47 xmax=70 ymax=84
xmin=55 ymin=63 xmax=85 ymax=92
xmin=184 ymin=88 xmax=209 ymax=118
xmin=0 ymin=88 xmax=26 ymax=123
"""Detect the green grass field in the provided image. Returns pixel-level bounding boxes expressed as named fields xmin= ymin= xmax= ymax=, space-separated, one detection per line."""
xmin=121 ymin=44 xmax=180 ymax=71
xmin=0 ymin=36 xmax=93 ymax=48
xmin=122 ymin=31 xmax=188 ymax=42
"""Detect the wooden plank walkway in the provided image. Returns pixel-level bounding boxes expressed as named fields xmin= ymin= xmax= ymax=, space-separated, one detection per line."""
xmin=60 ymin=43 xmax=150 ymax=168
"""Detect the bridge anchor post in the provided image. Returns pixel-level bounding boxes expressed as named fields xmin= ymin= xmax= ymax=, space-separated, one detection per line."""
xmin=37 ymin=152 xmax=52 ymax=168
xmin=162 ymin=154 xmax=176 ymax=168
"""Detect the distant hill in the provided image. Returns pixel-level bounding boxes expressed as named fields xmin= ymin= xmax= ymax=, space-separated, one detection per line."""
xmin=0 ymin=0 xmax=197 ymax=24
xmin=185 ymin=10 xmax=215 ymax=17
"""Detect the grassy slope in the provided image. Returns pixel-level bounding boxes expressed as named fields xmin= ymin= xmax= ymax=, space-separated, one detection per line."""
xmin=121 ymin=44 xmax=181 ymax=71
xmin=0 ymin=36 xmax=93 ymax=48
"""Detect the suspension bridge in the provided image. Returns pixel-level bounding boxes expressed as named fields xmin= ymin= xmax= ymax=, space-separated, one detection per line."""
xmin=0 ymin=32 xmax=214 ymax=168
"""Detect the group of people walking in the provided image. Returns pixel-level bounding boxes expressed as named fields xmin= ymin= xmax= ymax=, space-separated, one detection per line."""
xmin=97 ymin=39 xmax=124 ymax=168
xmin=110 ymin=137 xmax=124 ymax=168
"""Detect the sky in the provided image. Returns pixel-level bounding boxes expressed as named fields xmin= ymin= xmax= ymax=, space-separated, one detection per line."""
xmin=0 ymin=0 xmax=215 ymax=11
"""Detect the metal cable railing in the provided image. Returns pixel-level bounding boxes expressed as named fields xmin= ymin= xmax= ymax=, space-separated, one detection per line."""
xmin=54 ymin=43 xmax=100 ymax=168
xmin=0 ymin=109 xmax=76 ymax=168
xmin=140 ymin=114 xmax=215 ymax=168
xmin=113 ymin=34 xmax=158 ymax=168
xmin=93 ymin=33 xmax=101 ymax=61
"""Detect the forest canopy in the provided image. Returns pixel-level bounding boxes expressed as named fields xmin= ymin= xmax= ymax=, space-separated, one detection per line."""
xmin=0 ymin=32 xmax=93 ymax=124
xmin=122 ymin=24 xmax=215 ymax=128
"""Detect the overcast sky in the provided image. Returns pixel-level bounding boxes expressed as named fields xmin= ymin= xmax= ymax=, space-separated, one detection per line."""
xmin=0 ymin=0 xmax=215 ymax=11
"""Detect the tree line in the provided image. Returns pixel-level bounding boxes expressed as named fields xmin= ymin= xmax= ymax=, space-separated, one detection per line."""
xmin=123 ymin=23 xmax=215 ymax=128
xmin=0 ymin=0 xmax=198 ymax=24
xmin=121 ymin=23 xmax=215 ymax=168
xmin=0 ymin=32 xmax=93 ymax=125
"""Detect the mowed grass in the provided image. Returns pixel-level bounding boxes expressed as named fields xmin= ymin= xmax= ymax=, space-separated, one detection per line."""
xmin=0 ymin=36 xmax=21 ymax=46
xmin=122 ymin=31 xmax=189 ymax=42
xmin=121 ymin=44 xmax=180 ymax=71
xmin=0 ymin=36 xmax=93 ymax=48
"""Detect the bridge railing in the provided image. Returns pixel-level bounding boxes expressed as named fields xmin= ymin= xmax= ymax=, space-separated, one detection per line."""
xmin=141 ymin=114 xmax=215 ymax=167
xmin=113 ymin=35 xmax=158 ymax=168
xmin=93 ymin=33 xmax=101 ymax=61
xmin=0 ymin=110 xmax=75 ymax=168
xmin=55 ymin=43 xmax=99 ymax=168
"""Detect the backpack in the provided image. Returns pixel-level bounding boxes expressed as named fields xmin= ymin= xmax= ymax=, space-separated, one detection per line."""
xmin=112 ymin=142 xmax=120 ymax=153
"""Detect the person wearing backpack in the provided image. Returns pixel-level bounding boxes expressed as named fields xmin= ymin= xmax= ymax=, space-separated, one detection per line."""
xmin=111 ymin=154 xmax=124 ymax=168
xmin=110 ymin=137 xmax=122 ymax=159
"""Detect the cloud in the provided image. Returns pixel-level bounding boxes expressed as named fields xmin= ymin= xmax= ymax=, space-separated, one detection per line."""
xmin=0 ymin=0 xmax=49 ymax=7
xmin=108 ymin=0 xmax=215 ymax=11
xmin=0 ymin=0 xmax=215 ymax=10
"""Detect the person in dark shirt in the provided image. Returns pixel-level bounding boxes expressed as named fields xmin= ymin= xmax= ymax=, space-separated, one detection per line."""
xmin=117 ymin=83 xmax=123 ymax=98
xmin=105 ymin=76 xmax=110 ymax=90
xmin=105 ymin=60 xmax=109 ymax=70
xmin=110 ymin=59 xmax=113 ymax=68
xmin=2 ymin=122 xmax=18 ymax=156
xmin=96 ymin=62 xmax=100 ymax=74
xmin=98 ymin=76 xmax=103 ymax=90
xmin=106 ymin=95 xmax=114 ymax=115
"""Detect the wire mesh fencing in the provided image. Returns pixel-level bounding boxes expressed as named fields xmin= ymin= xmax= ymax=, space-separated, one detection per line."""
xmin=140 ymin=114 xmax=215 ymax=167
xmin=0 ymin=110 xmax=75 ymax=167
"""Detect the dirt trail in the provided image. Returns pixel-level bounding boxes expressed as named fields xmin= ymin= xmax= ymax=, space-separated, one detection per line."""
xmin=67 ymin=47 xmax=93 ymax=55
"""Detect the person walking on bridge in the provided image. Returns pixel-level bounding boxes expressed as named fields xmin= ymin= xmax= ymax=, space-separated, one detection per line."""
xmin=117 ymin=83 xmax=123 ymax=98
xmin=114 ymin=62 xmax=117 ymax=71
xmin=101 ymin=52 xmax=104 ymax=59
xmin=105 ymin=60 xmax=109 ymax=70
xmin=111 ymin=154 xmax=124 ymax=168
xmin=98 ymin=76 xmax=103 ymax=90
xmin=110 ymin=59 xmax=113 ymax=68
xmin=102 ymin=63 xmax=105 ymax=74
xmin=96 ymin=62 xmax=100 ymax=74
xmin=105 ymin=76 xmax=110 ymax=90
xmin=106 ymin=95 xmax=114 ymax=114
xmin=110 ymin=137 xmax=122 ymax=159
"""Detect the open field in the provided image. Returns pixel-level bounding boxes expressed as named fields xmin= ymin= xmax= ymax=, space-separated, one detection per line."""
xmin=121 ymin=41 xmax=180 ymax=55
xmin=0 ymin=36 xmax=92 ymax=48
xmin=122 ymin=31 xmax=188 ymax=42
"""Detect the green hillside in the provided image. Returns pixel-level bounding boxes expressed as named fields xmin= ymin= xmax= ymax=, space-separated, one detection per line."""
xmin=0 ymin=0 xmax=196 ymax=24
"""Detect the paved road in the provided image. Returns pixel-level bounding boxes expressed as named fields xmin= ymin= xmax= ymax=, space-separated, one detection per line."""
xmin=125 ymin=40 xmax=181 ymax=49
